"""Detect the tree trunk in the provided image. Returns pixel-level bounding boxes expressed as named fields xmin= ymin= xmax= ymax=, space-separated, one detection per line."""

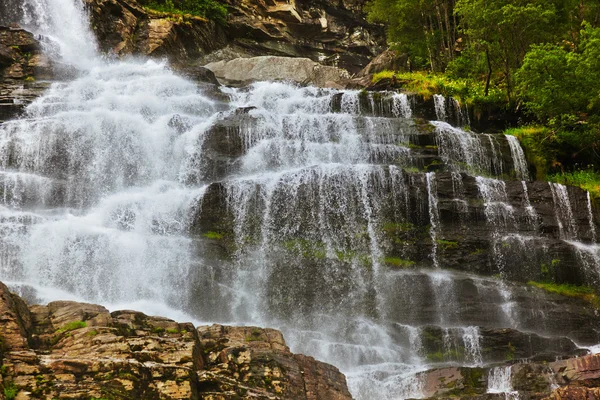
xmin=485 ymin=48 xmax=492 ymax=97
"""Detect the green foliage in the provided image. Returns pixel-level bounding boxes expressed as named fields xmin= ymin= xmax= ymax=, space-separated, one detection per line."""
xmin=504 ymin=126 xmax=556 ymax=179
xmin=548 ymin=170 xmax=600 ymax=198
xmin=4 ymin=381 xmax=18 ymax=400
xmin=56 ymin=320 xmax=87 ymax=333
xmin=528 ymin=281 xmax=600 ymax=309
xmin=141 ymin=0 xmax=227 ymax=23
xmin=373 ymin=71 xmax=505 ymax=107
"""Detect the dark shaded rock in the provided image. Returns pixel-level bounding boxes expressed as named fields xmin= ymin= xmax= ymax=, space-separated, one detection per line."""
xmin=356 ymin=48 xmax=409 ymax=77
xmin=174 ymin=65 xmax=220 ymax=85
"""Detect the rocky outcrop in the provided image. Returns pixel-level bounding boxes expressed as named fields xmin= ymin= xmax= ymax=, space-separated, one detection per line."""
xmin=211 ymin=0 xmax=385 ymax=74
xmin=205 ymin=56 xmax=350 ymax=87
xmin=28 ymin=0 xmax=385 ymax=74
xmin=84 ymin=0 xmax=229 ymax=61
xmin=0 ymin=281 xmax=351 ymax=399
xmin=418 ymin=353 xmax=600 ymax=399
xmin=0 ymin=27 xmax=52 ymax=121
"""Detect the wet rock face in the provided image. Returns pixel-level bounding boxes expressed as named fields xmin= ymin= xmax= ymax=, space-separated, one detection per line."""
xmin=0 ymin=281 xmax=351 ymax=399
xmin=418 ymin=353 xmax=600 ymax=400
xmin=0 ymin=27 xmax=52 ymax=122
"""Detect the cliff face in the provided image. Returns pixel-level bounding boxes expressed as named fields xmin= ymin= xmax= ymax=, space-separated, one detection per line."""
xmin=0 ymin=281 xmax=351 ymax=399
xmin=0 ymin=27 xmax=51 ymax=122
xmin=83 ymin=0 xmax=384 ymax=74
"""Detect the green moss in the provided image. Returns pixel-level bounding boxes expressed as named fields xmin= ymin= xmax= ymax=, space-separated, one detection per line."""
xmin=282 ymin=239 xmax=326 ymax=260
xmin=202 ymin=231 xmax=224 ymax=240
xmin=469 ymin=248 xmax=485 ymax=256
xmin=436 ymin=239 xmax=459 ymax=250
xmin=528 ymin=281 xmax=600 ymax=309
xmin=56 ymin=321 xmax=87 ymax=333
xmin=383 ymin=257 xmax=416 ymax=269
xmin=506 ymin=342 xmax=516 ymax=361
xmin=24 ymin=76 xmax=35 ymax=82
xmin=87 ymin=330 xmax=99 ymax=337
xmin=383 ymin=221 xmax=415 ymax=233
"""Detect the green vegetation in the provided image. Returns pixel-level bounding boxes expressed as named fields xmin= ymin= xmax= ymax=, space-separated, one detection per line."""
xmin=366 ymin=0 xmax=600 ymax=179
xmin=202 ymin=231 xmax=224 ymax=240
xmin=383 ymin=256 xmax=416 ymax=268
xmin=56 ymin=320 xmax=87 ymax=333
xmin=528 ymin=281 xmax=600 ymax=309
xmin=372 ymin=71 xmax=504 ymax=107
xmin=4 ymin=381 xmax=18 ymax=400
xmin=436 ymin=239 xmax=459 ymax=250
xmin=140 ymin=0 xmax=227 ymax=23
xmin=548 ymin=170 xmax=600 ymax=198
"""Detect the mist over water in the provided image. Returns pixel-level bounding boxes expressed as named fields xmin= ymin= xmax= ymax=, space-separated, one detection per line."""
xmin=1 ymin=1 xmax=599 ymax=399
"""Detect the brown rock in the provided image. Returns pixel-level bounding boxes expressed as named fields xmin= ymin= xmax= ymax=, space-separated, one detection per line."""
xmin=0 ymin=283 xmax=351 ymax=400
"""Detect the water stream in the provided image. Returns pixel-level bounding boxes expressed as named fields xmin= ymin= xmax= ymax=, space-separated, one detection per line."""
xmin=0 ymin=1 xmax=598 ymax=399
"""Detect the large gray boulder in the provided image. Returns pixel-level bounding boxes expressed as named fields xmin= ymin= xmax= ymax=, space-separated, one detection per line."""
xmin=204 ymin=56 xmax=351 ymax=88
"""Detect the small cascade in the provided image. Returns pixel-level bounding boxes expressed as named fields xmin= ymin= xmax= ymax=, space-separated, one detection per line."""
xmin=488 ymin=366 xmax=520 ymax=399
xmin=392 ymin=93 xmax=413 ymax=118
xmin=340 ymin=91 xmax=360 ymax=114
xmin=433 ymin=94 xmax=447 ymax=121
xmin=462 ymin=326 xmax=483 ymax=366
xmin=426 ymin=172 xmax=440 ymax=267
xmin=432 ymin=121 xmax=501 ymax=175
xmin=587 ymin=192 xmax=597 ymax=242
xmin=549 ymin=183 xmax=578 ymax=240
xmin=450 ymin=97 xmax=469 ymax=127
xmin=487 ymin=134 xmax=504 ymax=176
xmin=476 ymin=177 xmax=515 ymax=230
xmin=521 ymin=181 xmax=538 ymax=228
xmin=505 ymin=135 xmax=529 ymax=180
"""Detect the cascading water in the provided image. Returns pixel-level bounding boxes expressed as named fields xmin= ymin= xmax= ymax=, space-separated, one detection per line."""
xmin=1 ymin=1 xmax=599 ymax=399
xmin=506 ymin=135 xmax=529 ymax=180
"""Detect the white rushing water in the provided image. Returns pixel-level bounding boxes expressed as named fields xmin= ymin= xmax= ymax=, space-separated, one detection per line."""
xmin=1 ymin=1 xmax=595 ymax=399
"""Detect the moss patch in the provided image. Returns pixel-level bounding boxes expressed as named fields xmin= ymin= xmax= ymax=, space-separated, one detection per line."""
xmin=528 ymin=281 xmax=600 ymax=309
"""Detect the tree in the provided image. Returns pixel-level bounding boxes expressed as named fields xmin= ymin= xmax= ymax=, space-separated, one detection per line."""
xmin=454 ymin=0 xmax=560 ymax=100
xmin=366 ymin=0 xmax=458 ymax=72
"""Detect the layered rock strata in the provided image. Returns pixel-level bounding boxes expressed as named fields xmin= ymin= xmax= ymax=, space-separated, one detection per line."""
xmin=0 ymin=281 xmax=351 ymax=399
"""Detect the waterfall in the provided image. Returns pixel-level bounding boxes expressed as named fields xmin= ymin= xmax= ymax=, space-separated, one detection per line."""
xmin=433 ymin=94 xmax=447 ymax=121
xmin=426 ymin=172 xmax=440 ymax=268
xmin=20 ymin=0 xmax=98 ymax=68
xmin=392 ymin=93 xmax=413 ymax=118
xmin=549 ymin=183 xmax=578 ymax=240
xmin=432 ymin=121 xmax=502 ymax=175
xmin=488 ymin=366 xmax=520 ymax=399
xmin=505 ymin=135 xmax=529 ymax=180
xmin=1 ymin=2 xmax=599 ymax=399
xmin=587 ymin=192 xmax=597 ymax=242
